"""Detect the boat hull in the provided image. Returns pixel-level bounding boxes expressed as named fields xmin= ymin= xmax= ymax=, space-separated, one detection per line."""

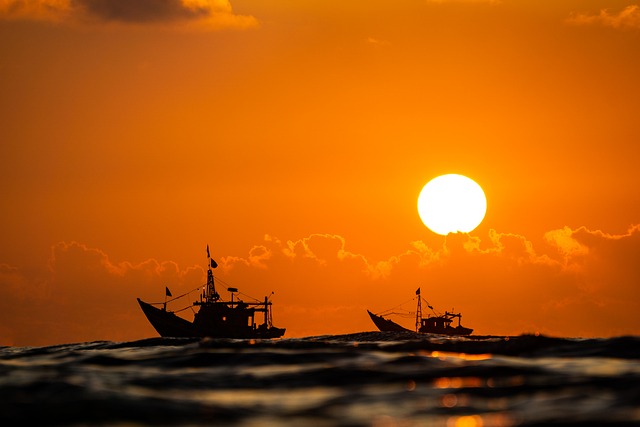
xmin=367 ymin=310 xmax=413 ymax=332
xmin=137 ymin=298 xmax=286 ymax=339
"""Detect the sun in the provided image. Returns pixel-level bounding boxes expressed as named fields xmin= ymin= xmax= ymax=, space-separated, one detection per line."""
xmin=417 ymin=174 xmax=487 ymax=235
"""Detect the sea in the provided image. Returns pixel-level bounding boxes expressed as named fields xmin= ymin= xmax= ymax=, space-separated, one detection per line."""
xmin=1 ymin=332 xmax=639 ymax=426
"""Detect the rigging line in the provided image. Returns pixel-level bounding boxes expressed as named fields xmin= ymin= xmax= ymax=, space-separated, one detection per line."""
xmin=375 ymin=297 xmax=415 ymax=315
xmin=149 ymin=286 xmax=201 ymax=306
xmin=212 ymin=274 xmax=235 ymax=289
xmin=210 ymin=273 xmax=264 ymax=303
xmin=422 ymin=296 xmax=441 ymax=316
xmin=382 ymin=311 xmax=414 ymax=318
xmin=378 ymin=309 xmax=409 ymax=317
xmin=238 ymin=292 xmax=262 ymax=303
xmin=211 ymin=275 xmax=263 ymax=300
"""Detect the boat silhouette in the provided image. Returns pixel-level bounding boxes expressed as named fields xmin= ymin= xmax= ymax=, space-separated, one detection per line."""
xmin=137 ymin=246 xmax=285 ymax=339
xmin=368 ymin=287 xmax=473 ymax=336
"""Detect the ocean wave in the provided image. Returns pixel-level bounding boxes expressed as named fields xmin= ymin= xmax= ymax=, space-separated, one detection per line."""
xmin=1 ymin=332 xmax=639 ymax=426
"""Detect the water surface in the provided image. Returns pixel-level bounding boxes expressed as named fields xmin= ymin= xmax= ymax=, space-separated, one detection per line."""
xmin=1 ymin=332 xmax=639 ymax=425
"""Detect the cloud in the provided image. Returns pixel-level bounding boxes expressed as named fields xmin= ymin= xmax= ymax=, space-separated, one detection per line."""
xmin=188 ymin=227 xmax=640 ymax=338
xmin=0 ymin=241 xmax=205 ymax=346
xmin=567 ymin=4 xmax=640 ymax=30
xmin=0 ymin=0 xmax=69 ymax=22
xmin=546 ymin=225 xmax=640 ymax=295
xmin=366 ymin=37 xmax=391 ymax=47
xmin=0 ymin=0 xmax=258 ymax=30
xmin=1 ymin=225 xmax=639 ymax=346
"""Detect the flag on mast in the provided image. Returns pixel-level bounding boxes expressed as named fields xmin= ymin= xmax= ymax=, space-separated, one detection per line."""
xmin=206 ymin=245 xmax=210 ymax=259
xmin=210 ymin=259 xmax=218 ymax=269
xmin=165 ymin=287 xmax=172 ymax=297
xmin=415 ymin=287 xmax=421 ymax=295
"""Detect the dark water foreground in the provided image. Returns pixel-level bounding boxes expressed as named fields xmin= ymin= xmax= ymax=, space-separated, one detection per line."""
xmin=1 ymin=332 xmax=639 ymax=426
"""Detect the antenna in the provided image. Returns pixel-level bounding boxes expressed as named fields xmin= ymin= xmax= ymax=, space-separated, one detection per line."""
xmin=228 ymin=287 xmax=238 ymax=305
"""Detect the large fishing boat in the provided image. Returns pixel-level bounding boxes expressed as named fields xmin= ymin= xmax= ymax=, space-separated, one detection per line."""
xmin=137 ymin=246 xmax=286 ymax=339
xmin=368 ymin=287 xmax=473 ymax=336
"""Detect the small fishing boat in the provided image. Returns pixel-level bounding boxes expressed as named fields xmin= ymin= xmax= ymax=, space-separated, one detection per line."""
xmin=137 ymin=246 xmax=285 ymax=339
xmin=368 ymin=287 xmax=473 ymax=336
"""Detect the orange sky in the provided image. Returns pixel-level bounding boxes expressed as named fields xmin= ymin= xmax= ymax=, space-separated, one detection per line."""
xmin=1 ymin=0 xmax=639 ymax=346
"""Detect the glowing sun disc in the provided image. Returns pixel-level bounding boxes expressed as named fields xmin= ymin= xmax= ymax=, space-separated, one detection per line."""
xmin=418 ymin=174 xmax=487 ymax=235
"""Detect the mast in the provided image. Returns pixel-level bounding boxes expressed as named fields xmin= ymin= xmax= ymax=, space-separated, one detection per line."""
xmin=415 ymin=287 xmax=422 ymax=332
xmin=205 ymin=244 xmax=219 ymax=302
xmin=264 ymin=296 xmax=269 ymax=326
